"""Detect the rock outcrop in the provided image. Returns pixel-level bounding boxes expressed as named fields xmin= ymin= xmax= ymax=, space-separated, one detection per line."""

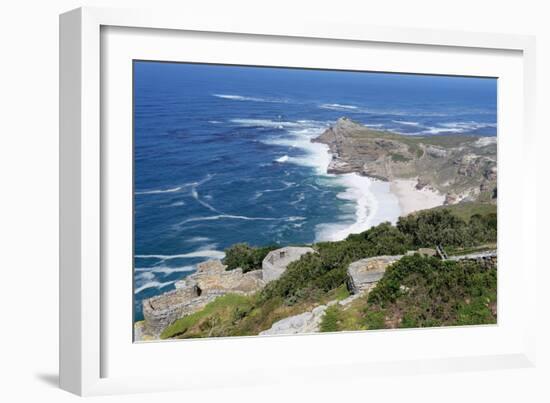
xmin=259 ymin=304 xmax=330 ymax=336
xmin=142 ymin=260 xmax=265 ymax=337
xmin=262 ymin=246 xmax=315 ymax=283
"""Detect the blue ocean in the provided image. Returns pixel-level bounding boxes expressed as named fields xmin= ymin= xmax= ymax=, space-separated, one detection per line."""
xmin=133 ymin=61 xmax=497 ymax=320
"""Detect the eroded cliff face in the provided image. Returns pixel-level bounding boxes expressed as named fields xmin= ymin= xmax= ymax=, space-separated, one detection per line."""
xmin=312 ymin=117 xmax=497 ymax=203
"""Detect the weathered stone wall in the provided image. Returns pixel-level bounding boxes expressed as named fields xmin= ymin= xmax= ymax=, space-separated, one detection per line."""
xmin=142 ymin=260 xmax=266 ymax=337
xmin=262 ymin=246 xmax=315 ymax=283
xmin=449 ymin=250 xmax=497 ymax=269
xmin=142 ymin=291 xmax=217 ymax=336
xmin=347 ymin=255 xmax=403 ymax=294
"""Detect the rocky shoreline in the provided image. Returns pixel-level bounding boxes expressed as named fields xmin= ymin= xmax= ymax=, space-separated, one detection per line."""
xmin=134 ymin=117 xmax=498 ymax=341
xmin=312 ymin=117 xmax=497 ymax=207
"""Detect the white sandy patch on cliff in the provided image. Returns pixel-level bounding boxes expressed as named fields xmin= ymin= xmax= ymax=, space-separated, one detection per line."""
xmin=390 ymin=179 xmax=445 ymax=216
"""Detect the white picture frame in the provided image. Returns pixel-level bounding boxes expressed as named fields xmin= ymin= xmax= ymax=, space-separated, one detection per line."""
xmin=60 ymin=6 xmax=538 ymax=396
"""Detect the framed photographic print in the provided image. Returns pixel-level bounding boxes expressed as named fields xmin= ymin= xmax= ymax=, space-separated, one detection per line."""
xmin=60 ymin=7 xmax=537 ymax=396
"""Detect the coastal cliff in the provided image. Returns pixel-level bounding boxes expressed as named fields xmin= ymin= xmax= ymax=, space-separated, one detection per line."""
xmin=135 ymin=118 xmax=499 ymax=341
xmin=312 ymin=117 xmax=497 ymax=205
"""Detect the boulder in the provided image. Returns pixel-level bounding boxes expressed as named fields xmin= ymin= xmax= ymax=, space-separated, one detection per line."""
xmin=259 ymin=305 xmax=327 ymax=335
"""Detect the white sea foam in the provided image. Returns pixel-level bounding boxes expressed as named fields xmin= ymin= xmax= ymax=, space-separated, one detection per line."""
xmin=393 ymin=120 xmax=422 ymax=126
xmin=315 ymin=174 xmax=401 ymax=242
xmin=290 ymin=192 xmax=305 ymax=205
xmin=135 ymin=186 xmax=185 ymax=195
xmin=191 ymin=188 xmax=222 ymax=214
xmin=275 ymin=155 xmax=289 ymax=163
xmin=269 ymin=126 xmax=332 ymax=175
xmin=319 ymin=103 xmax=358 ymax=111
xmin=231 ymin=118 xmax=304 ymax=128
xmin=238 ymin=117 xmax=331 ymax=174
xmin=179 ymin=214 xmax=281 ymax=225
xmin=421 ymin=121 xmax=497 ymax=135
xmin=185 ymin=236 xmax=211 ymax=243
xmin=136 ymin=175 xmax=213 ymax=196
xmin=474 ymin=136 xmax=497 ymax=147
xmin=135 ymin=265 xmax=195 ymax=274
xmin=254 ymin=181 xmax=295 ymax=199
xmin=213 ymin=94 xmax=287 ymax=103
xmin=237 ymin=117 xmax=402 ymax=241
xmin=178 ymin=214 xmax=304 ymax=225
xmin=168 ymin=201 xmax=185 ymax=207
xmin=135 ymin=248 xmax=225 ymax=261
xmin=134 ymin=280 xmax=175 ymax=294
xmin=251 ymin=118 xmax=399 ymax=240
xmin=136 ymin=271 xmax=155 ymax=281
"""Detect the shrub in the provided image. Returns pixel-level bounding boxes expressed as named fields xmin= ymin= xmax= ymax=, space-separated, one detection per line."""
xmin=363 ymin=310 xmax=386 ymax=330
xmin=223 ymin=243 xmax=277 ymax=272
xmin=261 ymin=223 xmax=411 ymax=306
xmin=366 ymin=254 xmax=496 ymax=328
xmin=320 ymin=305 xmax=341 ymax=332
xmin=397 ymin=209 xmax=496 ymax=248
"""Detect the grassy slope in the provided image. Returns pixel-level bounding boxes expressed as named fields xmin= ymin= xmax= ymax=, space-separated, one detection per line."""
xmin=162 ymin=285 xmax=351 ymax=339
xmin=424 ymin=201 xmax=496 ymax=222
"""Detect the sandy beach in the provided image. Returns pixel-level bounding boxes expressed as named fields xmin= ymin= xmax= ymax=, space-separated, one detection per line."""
xmin=390 ymin=179 xmax=445 ymax=216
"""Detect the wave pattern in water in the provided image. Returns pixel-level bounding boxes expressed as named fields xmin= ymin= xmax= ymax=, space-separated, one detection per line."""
xmin=133 ymin=62 xmax=497 ymax=320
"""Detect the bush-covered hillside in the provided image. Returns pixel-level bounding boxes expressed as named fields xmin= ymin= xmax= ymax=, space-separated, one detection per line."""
xmin=162 ymin=205 xmax=497 ymax=339
xmin=223 ymin=243 xmax=278 ymax=273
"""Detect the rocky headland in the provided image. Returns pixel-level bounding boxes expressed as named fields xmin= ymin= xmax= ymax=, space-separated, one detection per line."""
xmin=135 ymin=118 xmax=499 ymax=341
xmin=312 ymin=117 xmax=497 ymax=206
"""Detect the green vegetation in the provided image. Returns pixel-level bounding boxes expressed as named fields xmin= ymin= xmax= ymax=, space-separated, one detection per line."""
xmin=390 ymin=153 xmax=411 ymax=163
xmin=366 ymin=254 xmax=496 ymax=328
xmin=348 ymin=126 xmax=479 ymax=148
xmin=223 ymin=243 xmax=278 ymax=272
xmin=319 ymin=305 xmax=341 ymax=332
xmin=319 ymin=299 xmax=370 ymax=332
xmin=397 ymin=208 xmax=496 ymax=248
xmin=160 ymin=293 xmax=255 ymax=339
xmin=428 ymin=201 xmax=496 ymax=222
xmin=164 ymin=206 xmax=497 ymax=338
xmin=260 ymin=223 xmax=412 ymax=306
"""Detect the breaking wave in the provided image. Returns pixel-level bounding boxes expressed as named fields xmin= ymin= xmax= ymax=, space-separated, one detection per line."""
xmin=213 ymin=94 xmax=288 ymax=103
xmin=135 ymin=247 xmax=225 ymax=261
xmin=420 ymin=121 xmax=497 ymax=135
xmin=177 ymin=214 xmax=304 ymax=225
xmin=135 ymin=186 xmax=186 ymax=195
xmin=319 ymin=103 xmax=359 ymax=111
xmin=275 ymin=155 xmax=289 ymax=163
xmin=134 ymin=280 xmax=175 ymax=294
xmin=135 ymin=265 xmax=196 ymax=274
